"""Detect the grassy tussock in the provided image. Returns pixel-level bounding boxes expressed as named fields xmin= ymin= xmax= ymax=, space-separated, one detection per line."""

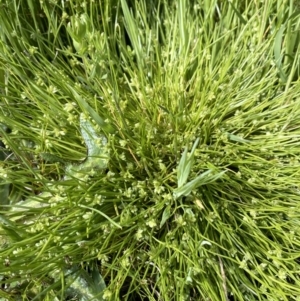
xmin=0 ymin=0 xmax=300 ymax=300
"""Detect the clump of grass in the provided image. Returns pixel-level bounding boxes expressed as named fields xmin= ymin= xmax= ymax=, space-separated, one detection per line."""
xmin=1 ymin=0 xmax=300 ymax=300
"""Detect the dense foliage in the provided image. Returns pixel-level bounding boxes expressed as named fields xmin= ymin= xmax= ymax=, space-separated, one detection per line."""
xmin=0 ymin=0 xmax=300 ymax=300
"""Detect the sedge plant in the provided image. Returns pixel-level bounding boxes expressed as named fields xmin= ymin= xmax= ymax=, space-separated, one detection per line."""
xmin=0 ymin=0 xmax=300 ymax=300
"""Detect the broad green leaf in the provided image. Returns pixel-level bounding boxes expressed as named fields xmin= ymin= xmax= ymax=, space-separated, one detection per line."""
xmin=177 ymin=138 xmax=200 ymax=188
xmin=0 ymin=215 xmax=27 ymax=241
xmin=160 ymin=205 xmax=171 ymax=228
xmin=91 ymin=269 xmax=106 ymax=294
xmin=177 ymin=145 xmax=189 ymax=187
xmin=1 ymin=224 xmax=22 ymax=241
xmin=65 ymin=268 xmax=106 ymax=301
xmin=65 ymin=114 xmax=109 ymax=177
xmin=227 ymin=132 xmax=251 ymax=144
xmin=79 ymin=113 xmax=108 ymax=160
xmin=174 ymin=170 xmax=226 ymax=199
xmin=274 ymin=26 xmax=287 ymax=82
